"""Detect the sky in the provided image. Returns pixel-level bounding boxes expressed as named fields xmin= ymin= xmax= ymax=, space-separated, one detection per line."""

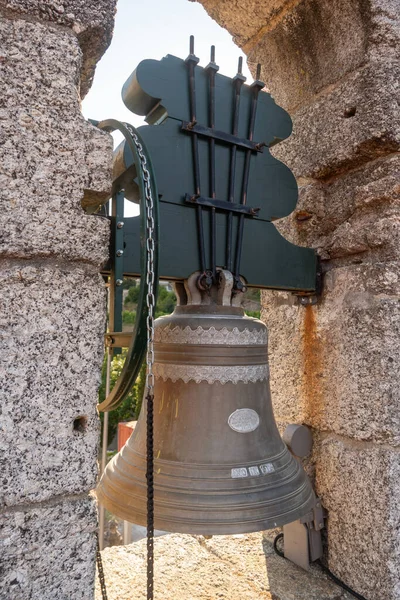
xmin=82 ymin=0 xmax=252 ymax=129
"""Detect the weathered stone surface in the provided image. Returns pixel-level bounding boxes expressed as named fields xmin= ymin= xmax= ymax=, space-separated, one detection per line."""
xmin=273 ymin=59 xmax=400 ymax=179
xmin=247 ymin=0 xmax=400 ymax=110
xmin=248 ymin=0 xmax=368 ymax=110
xmin=315 ymin=437 xmax=400 ymax=600
xmin=196 ymin=0 xmax=298 ymax=48
xmin=0 ymin=261 xmax=106 ymax=506
xmin=0 ymin=0 xmax=117 ymax=96
xmin=0 ymin=0 xmax=113 ymax=598
xmin=0 ymin=495 xmax=97 ymax=600
xmin=262 ymin=262 xmax=400 ymax=445
xmin=275 ymin=154 xmax=400 ymax=260
xmin=0 ymin=18 xmax=112 ymax=265
xmin=199 ymin=0 xmax=399 ymax=110
xmin=95 ymin=531 xmax=352 ymax=599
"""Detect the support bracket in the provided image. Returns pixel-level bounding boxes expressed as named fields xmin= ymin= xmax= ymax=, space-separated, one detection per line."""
xmin=283 ymin=498 xmax=326 ymax=570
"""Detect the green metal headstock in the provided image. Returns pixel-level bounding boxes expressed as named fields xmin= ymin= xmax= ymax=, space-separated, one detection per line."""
xmin=108 ymin=47 xmax=317 ymax=292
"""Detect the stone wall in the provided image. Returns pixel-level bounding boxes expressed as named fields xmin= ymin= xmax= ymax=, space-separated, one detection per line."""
xmin=0 ymin=2 xmax=116 ymax=598
xmin=197 ymin=1 xmax=399 ymax=599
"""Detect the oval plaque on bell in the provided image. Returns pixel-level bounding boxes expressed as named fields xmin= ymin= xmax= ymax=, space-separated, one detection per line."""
xmin=228 ymin=408 xmax=260 ymax=433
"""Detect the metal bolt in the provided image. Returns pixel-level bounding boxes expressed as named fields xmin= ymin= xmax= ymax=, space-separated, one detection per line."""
xmin=117 ymin=221 xmax=124 ymax=229
xmin=116 ymin=249 xmax=124 ymax=257
xmin=116 ymin=279 xmax=123 ymax=286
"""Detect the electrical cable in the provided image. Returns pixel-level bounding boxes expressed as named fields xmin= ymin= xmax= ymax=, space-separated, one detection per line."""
xmin=273 ymin=533 xmax=368 ymax=600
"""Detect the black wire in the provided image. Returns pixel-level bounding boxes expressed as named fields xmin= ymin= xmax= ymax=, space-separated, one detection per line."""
xmin=273 ymin=532 xmax=284 ymax=558
xmin=317 ymin=560 xmax=368 ymax=600
xmin=272 ymin=533 xmax=368 ymax=600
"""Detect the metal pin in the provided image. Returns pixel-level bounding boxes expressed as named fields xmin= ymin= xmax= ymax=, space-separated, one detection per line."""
xmin=205 ymin=44 xmax=219 ymax=278
xmin=226 ymin=56 xmax=246 ymax=272
xmin=185 ymin=36 xmax=206 ymax=276
xmin=234 ymin=62 xmax=265 ymax=284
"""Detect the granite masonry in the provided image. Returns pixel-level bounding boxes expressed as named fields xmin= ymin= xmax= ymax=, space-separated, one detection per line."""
xmin=0 ymin=2 xmax=116 ymax=598
xmin=1 ymin=0 xmax=399 ymax=599
xmin=196 ymin=0 xmax=400 ymax=598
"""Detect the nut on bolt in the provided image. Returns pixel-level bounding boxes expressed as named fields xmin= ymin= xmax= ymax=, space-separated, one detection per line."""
xmin=116 ymin=249 xmax=124 ymax=257
xmin=116 ymin=279 xmax=123 ymax=286
xmin=117 ymin=221 xmax=124 ymax=229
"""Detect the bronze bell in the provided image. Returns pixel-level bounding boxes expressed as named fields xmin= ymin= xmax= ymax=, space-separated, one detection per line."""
xmin=97 ymin=271 xmax=315 ymax=534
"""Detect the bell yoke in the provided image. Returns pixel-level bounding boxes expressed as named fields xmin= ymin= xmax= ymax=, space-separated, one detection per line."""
xmin=96 ymin=37 xmax=323 ymax=568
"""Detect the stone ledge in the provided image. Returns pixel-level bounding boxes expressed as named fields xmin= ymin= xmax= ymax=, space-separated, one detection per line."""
xmin=95 ymin=530 xmax=353 ymax=599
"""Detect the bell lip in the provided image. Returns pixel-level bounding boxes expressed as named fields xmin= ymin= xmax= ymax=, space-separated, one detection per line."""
xmin=96 ymin=489 xmax=315 ymax=535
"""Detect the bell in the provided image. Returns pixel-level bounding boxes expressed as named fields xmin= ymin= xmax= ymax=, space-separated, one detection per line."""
xmin=97 ymin=271 xmax=315 ymax=534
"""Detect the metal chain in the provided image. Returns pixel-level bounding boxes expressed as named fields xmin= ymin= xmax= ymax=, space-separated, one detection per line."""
xmin=96 ymin=534 xmax=108 ymax=600
xmin=125 ymin=124 xmax=156 ymax=600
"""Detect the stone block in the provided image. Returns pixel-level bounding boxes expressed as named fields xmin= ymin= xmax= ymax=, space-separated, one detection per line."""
xmin=196 ymin=0 xmax=296 ymax=48
xmin=0 ymin=0 xmax=117 ymax=96
xmin=262 ymin=261 xmax=400 ymax=445
xmin=0 ymin=19 xmax=112 ymax=265
xmin=274 ymin=60 xmax=400 ymax=180
xmin=0 ymin=495 xmax=97 ymax=600
xmin=247 ymin=0 xmax=400 ymax=111
xmin=0 ymin=262 xmax=106 ymax=507
xmin=275 ymin=154 xmax=400 ymax=261
xmin=315 ymin=436 xmax=400 ymax=600
xmin=273 ymin=59 xmax=400 ymax=179
xmin=199 ymin=0 xmax=400 ymax=110
xmin=248 ymin=0 xmax=367 ymax=110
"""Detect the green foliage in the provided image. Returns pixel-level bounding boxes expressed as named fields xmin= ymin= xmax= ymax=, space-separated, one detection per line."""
xmin=124 ymin=285 xmax=140 ymax=305
xmin=155 ymin=286 xmax=176 ymax=317
xmin=124 ymin=282 xmax=177 ymax=318
xmin=245 ymin=309 xmax=261 ymax=319
xmin=122 ymin=310 xmax=136 ymax=324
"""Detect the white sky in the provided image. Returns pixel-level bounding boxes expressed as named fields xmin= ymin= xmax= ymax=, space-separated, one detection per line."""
xmin=82 ymin=0 xmax=251 ymax=126
xmin=81 ymin=0 xmax=252 ymax=216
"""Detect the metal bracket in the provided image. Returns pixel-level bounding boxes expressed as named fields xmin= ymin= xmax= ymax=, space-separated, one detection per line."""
xmin=283 ymin=497 xmax=326 ymax=570
xmin=185 ymin=193 xmax=260 ymax=216
xmin=105 ymin=332 xmax=133 ymax=349
xmin=181 ymin=121 xmax=265 ymax=153
xmin=294 ymin=256 xmax=323 ymax=306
